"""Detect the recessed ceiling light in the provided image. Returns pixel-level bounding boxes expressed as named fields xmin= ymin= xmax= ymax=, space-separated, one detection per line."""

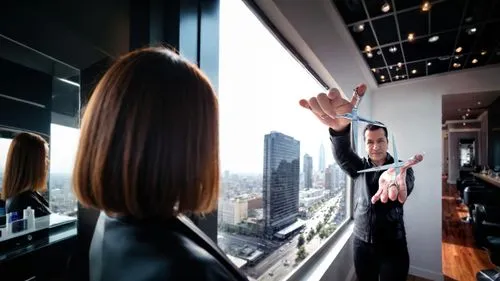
xmin=397 ymin=62 xmax=403 ymax=68
xmin=455 ymin=47 xmax=463 ymax=53
xmin=467 ymin=108 xmax=471 ymax=112
xmin=421 ymin=1 xmax=431 ymax=11
xmin=408 ymin=33 xmax=415 ymax=42
xmin=411 ymin=69 xmax=417 ymax=74
xmin=463 ymin=122 xmax=466 ymax=126
xmin=353 ymin=24 xmax=365 ymax=33
xmin=380 ymin=75 xmax=385 ymax=79
xmin=395 ymin=75 xmax=399 ymax=79
xmin=389 ymin=46 xmax=397 ymax=53
xmin=453 ymin=62 xmax=461 ymax=68
xmin=427 ymin=62 xmax=432 ymax=66
xmin=364 ymin=45 xmax=372 ymax=52
xmin=428 ymin=35 xmax=439 ymax=43
xmin=371 ymin=68 xmax=376 ymax=72
xmin=401 ymin=75 xmax=405 ymax=78
xmin=381 ymin=2 xmax=391 ymax=13
xmin=481 ymin=50 xmax=487 ymax=56
xmin=472 ymin=58 xmax=478 ymax=64
xmin=466 ymin=27 xmax=477 ymax=35
xmin=367 ymin=52 xmax=373 ymax=58
xmin=466 ymin=113 xmax=469 ymax=117
xmin=478 ymin=101 xmax=482 ymax=105
xmin=389 ymin=66 xmax=393 ymax=69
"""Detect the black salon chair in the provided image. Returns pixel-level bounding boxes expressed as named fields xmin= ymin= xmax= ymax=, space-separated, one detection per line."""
xmin=463 ymin=184 xmax=487 ymax=223
xmin=473 ymin=205 xmax=500 ymax=248
xmin=477 ymin=236 xmax=500 ymax=281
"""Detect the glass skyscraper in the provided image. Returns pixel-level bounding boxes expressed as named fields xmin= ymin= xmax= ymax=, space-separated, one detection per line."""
xmin=263 ymin=131 xmax=300 ymax=236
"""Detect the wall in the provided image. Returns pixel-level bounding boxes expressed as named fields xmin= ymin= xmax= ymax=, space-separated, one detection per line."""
xmin=372 ymin=85 xmax=443 ymax=281
xmin=488 ymin=97 xmax=500 ymax=169
xmin=447 ymin=131 xmax=479 ymax=183
xmin=479 ymin=112 xmax=488 ymax=166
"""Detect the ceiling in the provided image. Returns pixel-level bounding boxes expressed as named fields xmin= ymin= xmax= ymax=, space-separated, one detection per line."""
xmin=332 ymin=0 xmax=500 ymax=85
xmin=442 ymin=91 xmax=500 ymax=126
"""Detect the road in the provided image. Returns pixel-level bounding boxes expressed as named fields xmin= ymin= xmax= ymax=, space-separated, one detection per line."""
xmin=256 ymin=195 xmax=343 ymax=281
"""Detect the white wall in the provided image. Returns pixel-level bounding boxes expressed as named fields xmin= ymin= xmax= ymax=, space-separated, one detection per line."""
xmin=372 ymin=86 xmax=443 ymax=281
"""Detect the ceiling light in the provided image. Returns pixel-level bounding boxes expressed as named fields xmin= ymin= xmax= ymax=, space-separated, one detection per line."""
xmin=453 ymin=62 xmax=461 ymax=68
xmin=463 ymin=122 xmax=466 ymax=126
xmin=472 ymin=58 xmax=478 ymax=64
xmin=466 ymin=113 xmax=469 ymax=117
xmin=371 ymin=68 xmax=376 ymax=72
xmin=466 ymin=27 xmax=477 ymax=35
xmin=367 ymin=52 xmax=373 ymax=58
xmin=481 ymin=50 xmax=487 ymax=56
xmin=462 ymin=115 xmax=466 ymax=119
xmin=455 ymin=47 xmax=463 ymax=53
xmin=478 ymin=101 xmax=482 ymax=105
xmin=376 ymin=50 xmax=382 ymax=55
xmin=380 ymin=75 xmax=385 ymax=79
xmin=428 ymin=35 xmax=439 ymax=43
xmin=401 ymin=75 xmax=405 ymax=78
xmin=396 ymin=67 xmax=400 ymax=71
xmin=427 ymin=62 xmax=432 ymax=66
xmin=389 ymin=66 xmax=393 ymax=69
xmin=465 ymin=16 xmax=473 ymax=23
xmin=365 ymin=45 xmax=372 ymax=52
xmin=381 ymin=2 xmax=391 ymax=13
xmin=397 ymin=62 xmax=403 ymax=68
xmin=389 ymin=46 xmax=397 ymax=53
xmin=455 ymin=55 xmax=462 ymax=59
xmin=467 ymin=108 xmax=471 ymax=112
xmin=408 ymin=33 xmax=415 ymax=42
xmin=421 ymin=1 xmax=431 ymax=11
xmin=353 ymin=24 xmax=365 ymax=33
xmin=411 ymin=69 xmax=417 ymax=74
xmin=395 ymin=75 xmax=400 ymax=79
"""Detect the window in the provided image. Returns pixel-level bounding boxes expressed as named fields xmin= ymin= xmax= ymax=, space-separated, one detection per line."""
xmin=48 ymin=123 xmax=80 ymax=216
xmin=217 ymin=1 xmax=349 ymax=279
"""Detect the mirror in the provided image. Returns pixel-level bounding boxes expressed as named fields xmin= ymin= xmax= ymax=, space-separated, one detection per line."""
xmin=0 ymin=33 xmax=80 ymax=241
xmin=459 ymin=138 xmax=476 ymax=168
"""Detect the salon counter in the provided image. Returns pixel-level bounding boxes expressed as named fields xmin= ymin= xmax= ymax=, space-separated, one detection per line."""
xmin=0 ymin=214 xmax=77 ymax=281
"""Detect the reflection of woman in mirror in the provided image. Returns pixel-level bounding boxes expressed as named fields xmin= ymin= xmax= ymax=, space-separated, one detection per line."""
xmin=2 ymin=132 xmax=52 ymax=217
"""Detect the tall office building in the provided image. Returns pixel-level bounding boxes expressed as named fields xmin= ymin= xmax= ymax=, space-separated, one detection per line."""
xmin=319 ymin=143 xmax=325 ymax=172
xmin=263 ymin=131 xmax=300 ymax=236
xmin=303 ymin=154 xmax=313 ymax=189
xmin=325 ymin=164 xmax=333 ymax=191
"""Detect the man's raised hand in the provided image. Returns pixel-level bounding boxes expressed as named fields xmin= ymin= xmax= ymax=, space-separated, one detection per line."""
xmin=299 ymin=84 xmax=367 ymax=131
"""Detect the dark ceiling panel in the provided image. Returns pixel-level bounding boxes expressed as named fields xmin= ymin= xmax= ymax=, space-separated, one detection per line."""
xmin=333 ymin=0 xmax=367 ymax=24
xmin=372 ymin=16 xmax=399 ymax=45
xmin=331 ymin=0 xmax=500 ymax=85
xmin=398 ymin=9 xmax=428 ymax=40
xmin=431 ymin=0 xmax=466 ymax=33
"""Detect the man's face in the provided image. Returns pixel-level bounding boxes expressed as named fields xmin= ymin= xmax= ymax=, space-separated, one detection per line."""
xmin=364 ymin=128 xmax=388 ymax=162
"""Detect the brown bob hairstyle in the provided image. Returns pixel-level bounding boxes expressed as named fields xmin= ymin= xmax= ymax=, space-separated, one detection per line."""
xmin=72 ymin=47 xmax=219 ymax=220
xmin=2 ymin=132 xmax=49 ymax=200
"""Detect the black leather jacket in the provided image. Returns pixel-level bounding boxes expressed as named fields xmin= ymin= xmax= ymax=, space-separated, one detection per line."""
xmin=329 ymin=126 xmax=415 ymax=244
xmin=90 ymin=212 xmax=249 ymax=281
xmin=6 ymin=190 xmax=52 ymax=217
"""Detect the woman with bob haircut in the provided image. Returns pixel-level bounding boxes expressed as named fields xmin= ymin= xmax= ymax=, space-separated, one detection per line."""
xmin=3 ymin=132 xmax=52 ymax=217
xmin=73 ymin=47 xmax=248 ymax=281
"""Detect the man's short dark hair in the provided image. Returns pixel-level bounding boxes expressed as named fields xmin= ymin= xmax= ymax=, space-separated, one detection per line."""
xmin=363 ymin=124 xmax=388 ymax=140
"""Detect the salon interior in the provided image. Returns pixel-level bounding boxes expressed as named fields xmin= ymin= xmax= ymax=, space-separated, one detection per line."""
xmin=0 ymin=0 xmax=499 ymax=281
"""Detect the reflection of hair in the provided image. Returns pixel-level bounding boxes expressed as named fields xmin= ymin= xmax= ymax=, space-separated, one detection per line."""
xmin=73 ymin=47 xmax=220 ymax=220
xmin=2 ymin=132 xmax=48 ymax=199
xmin=363 ymin=124 xmax=388 ymax=140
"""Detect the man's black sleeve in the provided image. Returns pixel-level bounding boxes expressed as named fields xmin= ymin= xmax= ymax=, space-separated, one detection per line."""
xmin=329 ymin=124 xmax=364 ymax=179
xmin=405 ymin=167 xmax=415 ymax=196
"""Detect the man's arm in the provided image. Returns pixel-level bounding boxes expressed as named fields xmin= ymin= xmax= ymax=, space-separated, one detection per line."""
xmin=329 ymin=124 xmax=364 ymax=178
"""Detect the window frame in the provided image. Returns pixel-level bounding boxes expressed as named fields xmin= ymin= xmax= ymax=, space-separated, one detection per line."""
xmin=199 ymin=0 xmax=356 ymax=279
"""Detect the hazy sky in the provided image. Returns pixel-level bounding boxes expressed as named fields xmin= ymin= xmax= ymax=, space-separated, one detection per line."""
xmin=218 ymin=0 xmax=335 ymax=174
